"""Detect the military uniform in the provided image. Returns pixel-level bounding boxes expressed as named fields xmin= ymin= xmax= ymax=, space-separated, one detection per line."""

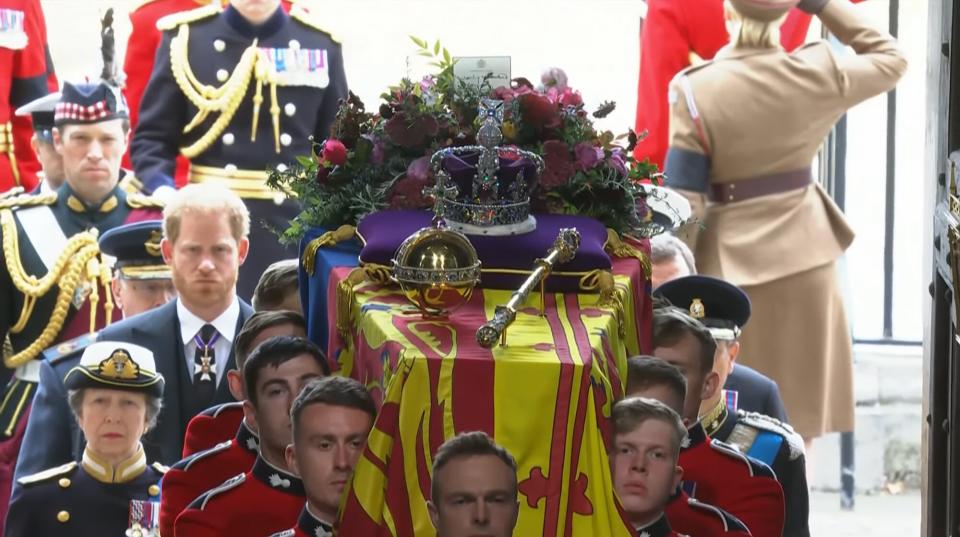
xmin=121 ymin=0 xmax=296 ymax=186
xmin=679 ymin=422 xmax=785 ymax=537
xmin=704 ymin=399 xmax=809 ymax=537
xmin=130 ymin=1 xmax=347 ymax=298
xmin=0 ymin=81 xmax=163 ymax=529
xmin=158 ymin=418 xmax=258 ymax=537
xmin=663 ymin=0 xmax=906 ymax=438
xmin=6 ymin=340 xmax=168 ymax=536
xmin=182 ymin=400 xmax=247 ymax=457
xmin=268 ymin=505 xmax=335 ymax=537
xmin=665 ymin=489 xmax=751 ymax=537
xmin=6 ymin=455 xmax=166 ymax=536
xmin=174 ymin=455 xmax=306 ymax=536
xmin=14 ymin=91 xmax=60 ymax=194
xmin=0 ymin=0 xmax=57 ymax=193
xmin=632 ymin=0 xmax=825 ymax=170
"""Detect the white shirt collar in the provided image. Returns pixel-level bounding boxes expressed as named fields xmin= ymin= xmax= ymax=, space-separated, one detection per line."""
xmin=177 ymin=296 xmax=241 ymax=344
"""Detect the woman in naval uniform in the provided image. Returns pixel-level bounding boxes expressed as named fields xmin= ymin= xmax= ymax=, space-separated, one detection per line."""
xmin=663 ymin=0 xmax=906 ymax=442
xmin=6 ymin=342 xmax=167 ymax=536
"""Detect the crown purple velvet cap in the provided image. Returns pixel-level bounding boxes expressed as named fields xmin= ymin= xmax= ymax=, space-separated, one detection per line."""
xmin=358 ymin=210 xmax=611 ymax=292
xmin=436 ymin=147 xmax=541 ymax=230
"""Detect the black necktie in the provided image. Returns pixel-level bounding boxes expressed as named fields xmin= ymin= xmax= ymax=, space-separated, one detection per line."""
xmin=193 ymin=324 xmax=218 ymax=406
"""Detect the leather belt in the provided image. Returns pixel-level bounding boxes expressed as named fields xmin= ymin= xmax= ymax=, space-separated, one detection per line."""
xmin=711 ymin=167 xmax=812 ymax=203
xmin=190 ymin=164 xmax=283 ymax=201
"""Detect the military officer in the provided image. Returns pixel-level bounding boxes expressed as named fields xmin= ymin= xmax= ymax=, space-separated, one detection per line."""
xmin=99 ymin=220 xmax=177 ymax=318
xmin=131 ymin=0 xmax=348 ymax=299
xmin=14 ymin=91 xmax=63 ymax=193
xmin=0 ymin=0 xmax=58 ymax=193
xmin=0 ymin=79 xmax=164 ymax=528
xmin=5 ymin=341 xmax=167 ymax=536
xmin=655 ymin=275 xmax=809 ymax=537
xmin=121 ymin=0 xmax=297 ymax=186
xmin=663 ymin=0 xmax=905 ymax=444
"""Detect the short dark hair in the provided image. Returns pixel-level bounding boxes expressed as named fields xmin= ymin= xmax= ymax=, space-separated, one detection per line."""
xmin=243 ymin=336 xmax=328 ymax=406
xmin=652 ymin=307 xmax=716 ymax=376
xmin=626 ymin=356 xmax=687 ymax=404
xmin=290 ymin=376 xmax=376 ymax=441
xmin=252 ymin=259 xmax=300 ymax=312
xmin=431 ymin=431 xmax=518 ymax=502
xmin=234 ymin=311 xmax=307 ymax=370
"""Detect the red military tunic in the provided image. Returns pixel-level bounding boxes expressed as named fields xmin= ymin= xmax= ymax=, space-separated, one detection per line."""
xmin=267 ymin=506 xmax=335 ymax=537
xmin=678 ymin=423 xmax=785 ymax=537
xmin=158 ymin=420 xmax=257 ymax=537
xmin=121 ymin=0 xmax=295 ymax=188
xmin=0 ymin=0 xmax=57 ymax=192
xmin=174 ymin=455 xmax=304 ymax=537
xmin=633 ymin=0 xmax=824 ymax=170
xmin=666 ymin=489 xmax=751 ymax=537
xmin=182 ymin=401 xmax=246 ymax=457
xmin=633 ymin=514 xmax=684 ymax=537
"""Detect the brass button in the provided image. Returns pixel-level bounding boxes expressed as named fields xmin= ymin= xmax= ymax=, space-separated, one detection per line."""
xmin=58 ymin=478 xmax=70 ymax=488
xmin=149 ymin=484 xmax=160 ymax=496
xmin=57 ymin=510 xmax=70 ymax=523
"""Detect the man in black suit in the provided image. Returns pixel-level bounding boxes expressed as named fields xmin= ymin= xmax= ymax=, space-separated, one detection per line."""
xmin=13 ymin=183 xmax=254 ymax=483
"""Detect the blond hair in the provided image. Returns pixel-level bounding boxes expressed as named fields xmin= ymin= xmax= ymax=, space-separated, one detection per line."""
xmin=162 ymin=183 xmax=250 ymax=243
xmin=613 ymin=397 xmax=688 ymax=459
xmin=725 ymin=0 xmax=786 ymax=50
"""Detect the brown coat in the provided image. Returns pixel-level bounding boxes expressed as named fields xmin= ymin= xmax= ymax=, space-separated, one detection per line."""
xmin=664 ymin=0 xmax=907 ymax=286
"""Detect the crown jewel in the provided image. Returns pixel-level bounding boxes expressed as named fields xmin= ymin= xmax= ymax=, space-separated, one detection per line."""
xmin=429 ymin=99 xmax=544 ymax=235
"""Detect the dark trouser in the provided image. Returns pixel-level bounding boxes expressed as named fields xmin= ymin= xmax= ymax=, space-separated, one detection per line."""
xmin=237 ymin=198 xmax=301 ymax=302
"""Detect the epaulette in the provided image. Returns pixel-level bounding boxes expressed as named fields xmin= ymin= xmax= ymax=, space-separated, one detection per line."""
xmin=709 ymin=439 xmax=776 ymax=479
xmin=174 ymin=440 xmax=233 ymax=471
xmin=0 ymin=192 xmax=56 ymax=211
xmin=195 ymin=473 xmax=246 ymax=510
xmin=17 ymin=461 xmax=78 ymax=486
xmin=687 ymin=497 xmax=750 ymax=533
xmin=0 ymin=187 xmax=24 ymax=200
xmin=676 ymin=59 xmax=715 ymax=79
xmin=738 ymin=410 xmax=805 ymax=460
xmin=290 ymin=4 xmax=340 ymax=44
xmin=43 ymin=332 xmax=99 ymax=364
xmin=156 ymin=2 xmax=222 ymax=31
xmin=152 ymin=462 xmax=170 ymax=475
xmin=126 ymin=193 xmax=165 ymax=210
xmin=119 ymin=173 xmax=144 ymax=194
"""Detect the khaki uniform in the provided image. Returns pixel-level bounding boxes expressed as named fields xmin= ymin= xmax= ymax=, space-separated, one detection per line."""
xmin=664 ymin=0 xmax=907 ymax=437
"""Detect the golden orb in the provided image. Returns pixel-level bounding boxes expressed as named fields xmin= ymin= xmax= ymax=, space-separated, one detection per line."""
xmin=392 ymin=223 xmax=481 ymax=317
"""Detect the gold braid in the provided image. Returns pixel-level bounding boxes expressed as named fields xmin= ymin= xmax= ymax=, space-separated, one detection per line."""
xmin=169 ymin=23 xmax=261 ymax=159
xmin=3 ymin=242 xmax=102 ymax=368
xmin=1 ymin=209 xmax=104 ymax=367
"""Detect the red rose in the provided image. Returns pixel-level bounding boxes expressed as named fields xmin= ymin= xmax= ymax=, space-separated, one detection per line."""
xmin=519 ymin=94 xmax=561 ymax=130
xmin=321 ymin=139 xmax=348 ymax=166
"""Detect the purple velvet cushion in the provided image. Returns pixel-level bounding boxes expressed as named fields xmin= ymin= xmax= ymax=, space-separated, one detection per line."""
xmin=358 ymin=210 xmax=611 ymax=292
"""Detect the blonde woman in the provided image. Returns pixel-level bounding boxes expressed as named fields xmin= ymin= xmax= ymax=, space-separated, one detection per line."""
xmin=663 ymin=0 xmax=905 ymax=446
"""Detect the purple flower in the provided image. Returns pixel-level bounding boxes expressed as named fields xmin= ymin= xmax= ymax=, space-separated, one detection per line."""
xmin=406 ymin=156 xmax=431 ymax=182
xmin=608 ymin=148 xmax=628 ymax=177
xmin=574 ymin=142 xmax=603 ymax=171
